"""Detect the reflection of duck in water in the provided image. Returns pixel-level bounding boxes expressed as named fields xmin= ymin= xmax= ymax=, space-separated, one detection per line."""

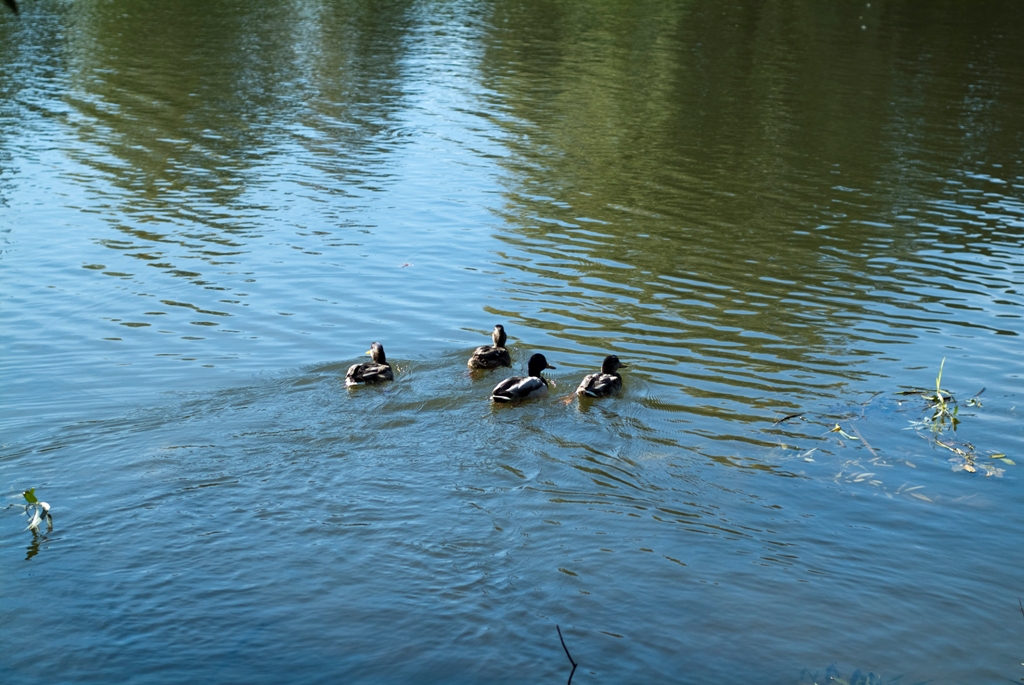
xmin=4 ymin=0 xmax=19 ymax=15
xmin=468 ymin=324 xmax=512 ymax=369
xmin=490 ymin=353 xmax=555 ymax=403
xmin=575 ymin=355 xmax=628 ymax=398
xmin=345 ymin=342 xmax=394 ymax=387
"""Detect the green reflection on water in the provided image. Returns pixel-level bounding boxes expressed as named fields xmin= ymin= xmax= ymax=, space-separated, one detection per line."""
xmin=462 ymin=0 xmax=1024 ymax=417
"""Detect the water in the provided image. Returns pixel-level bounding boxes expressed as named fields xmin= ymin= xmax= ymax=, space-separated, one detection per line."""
xmin=2 ymin=1 xmax=1023 ymax=683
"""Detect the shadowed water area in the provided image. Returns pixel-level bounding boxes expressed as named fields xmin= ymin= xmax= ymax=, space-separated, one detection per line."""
xmin=2 ymin=1 xmax=1023 ymax=683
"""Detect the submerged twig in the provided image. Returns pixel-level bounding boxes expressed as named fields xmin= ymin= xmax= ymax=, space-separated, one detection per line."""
xmin=1019 ymin=597 xmax=1023 ymax=620
xmin=772 ymin=413 xmax=804 ymax=427
xmin=848 ymin=424 xmax=879 ymax=460
xmin=556 ymin=625 xmax=578 ymax=685
xmin=859 ymin=391 xmax=884 ymax=406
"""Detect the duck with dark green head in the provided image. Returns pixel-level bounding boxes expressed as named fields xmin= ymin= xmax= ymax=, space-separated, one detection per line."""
xmin=468 ymin=324 xmax=512 ymax=369
xmin=345 ymin=342 xmax=394 ymax=387
xmin=490 ymin=353 xmax=555 ymax=402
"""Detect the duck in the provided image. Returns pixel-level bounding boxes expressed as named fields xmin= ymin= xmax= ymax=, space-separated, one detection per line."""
xmin=468 ymin=324 xmax=512 ymax=369
xmin=490 ymin=353 xmax=556 ymax=403
xmin=575 ymin=355 xmax=628 ymax=398
xmin=345 ymin=342 xmax=394 ymax=387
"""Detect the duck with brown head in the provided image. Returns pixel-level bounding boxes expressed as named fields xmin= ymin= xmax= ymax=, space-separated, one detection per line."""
xmin=575 ymin=355 xmax=628 ymax=398
xmin=468 ymin=324 xmax=512 ymax=369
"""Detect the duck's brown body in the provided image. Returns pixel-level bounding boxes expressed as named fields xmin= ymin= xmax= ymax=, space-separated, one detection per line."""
xmin=468 ymin=325 xmax=512 ymax=369
xmin=575 ymin=355 xmax=627 ymax=398
xmin=346 ymin=342 xmax=394 ymax=387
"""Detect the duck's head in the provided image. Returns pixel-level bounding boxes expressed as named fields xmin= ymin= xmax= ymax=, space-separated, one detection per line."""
xmin=366 ymin=342 xmax=387 ymax=365
xmin=492 ymin=324 xmax=507 ymax=348
xmin=527 ymin=353 xmax=555 ymax=377
xmin=601 ymin=355 xmax=627 ymax=374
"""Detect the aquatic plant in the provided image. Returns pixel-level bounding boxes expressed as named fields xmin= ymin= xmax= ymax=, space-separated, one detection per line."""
xmin=797 ymin=662 xmax=922 ymax=685
xmin=896 ymin=357 xmax=965 ymax=431
xmin=896 ymin=360 xmax=1012 ymax=476
xmin=922 ymin=357 xmax=958 ymax=430
xmin=935 ymin=439 xmax=1014 ymax=477
xmin=829 ymin=423 xmax=860 ymax=441
xmin=5 ymin=488 xmax=53 ymax=532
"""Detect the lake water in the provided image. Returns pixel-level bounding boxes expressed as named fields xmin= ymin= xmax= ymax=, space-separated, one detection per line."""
xmin=2 ymin=2 xmax=1023 ymax=683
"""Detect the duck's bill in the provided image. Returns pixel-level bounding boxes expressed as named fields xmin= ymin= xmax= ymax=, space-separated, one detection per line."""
xmin=546 ymin=363 xmax=557 ymax=369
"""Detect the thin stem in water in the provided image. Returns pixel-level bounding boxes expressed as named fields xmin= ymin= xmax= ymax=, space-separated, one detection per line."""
xmin=556 ymin=625 xmax=578 ymax=685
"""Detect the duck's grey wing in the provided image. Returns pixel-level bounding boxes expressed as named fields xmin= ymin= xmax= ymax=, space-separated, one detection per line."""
xmin=490 ymin=375 xmax=525 ymax=401
xmin=575 ymin=373 xmax=599 ymax=396
xmin=346 ymin=362 xmax=393 ymax=386
xmin=579 ymin=373 xmax=621 ymax=397
xmin=363 ymin=363 xmax=394 ymax=383
xmin=493 ymin=376 xmax=548 ymax=402
xmin=517 ymin=376 xmax=549 ymax=399
xmin=469 ymin=345 xmax=511 ymax=369
xmin=345 ymin=362 xmax=367 ymax=386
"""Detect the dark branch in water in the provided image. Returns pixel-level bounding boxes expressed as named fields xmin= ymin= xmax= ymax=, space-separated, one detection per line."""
xmin=3 ymin=0 xmax=18 ymax=15
xmin=556 ymin=625 xmax=578 ymax=685
xmin=772 ymin=413 xmax=804 ymax=426
xmin=859 ymin=391 xmax=884 ymax=406
xmin=1019 ymin=597 xmax=1023 ymax=620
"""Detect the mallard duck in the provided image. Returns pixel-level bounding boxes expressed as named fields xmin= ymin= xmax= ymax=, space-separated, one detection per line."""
xmin=468 ymin=324 xmax=512 ymax=369
xmin=575 ymin=355 xmax=627 ymax=398
xmin=345 ymin=342 xmax=394 ymax=387
xmin=490 ymin=353 xmax=556 ymax=403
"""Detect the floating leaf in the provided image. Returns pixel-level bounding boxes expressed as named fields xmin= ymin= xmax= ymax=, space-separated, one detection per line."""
xmin=829 ymin=424 xmax=859 ymax=440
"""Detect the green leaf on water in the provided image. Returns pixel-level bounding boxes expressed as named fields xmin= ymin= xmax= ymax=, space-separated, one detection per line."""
xmin=23 ymin=488 xmax=37 ymax=504
xmin=829 ymin=424 xmax=859 ymax=440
